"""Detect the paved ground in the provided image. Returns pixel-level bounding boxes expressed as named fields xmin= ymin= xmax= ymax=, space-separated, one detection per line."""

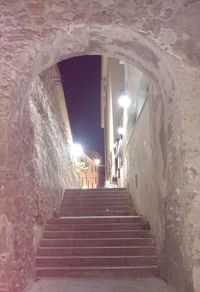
xmin=26 ymin=277 xmax=177 ymax=292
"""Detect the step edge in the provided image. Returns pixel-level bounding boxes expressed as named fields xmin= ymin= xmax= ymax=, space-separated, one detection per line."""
xmin=43 ymin=230 xmax=150 ymax=234
xmin=41 ymin=238 xmax=154 ymax=241
xmin=36 ymin=255 xmax=157 ymax=259
xmin=46 ymin=222 xmax=147 ymax=226
xmin=38 ymin=245 xmax=156 ymax=250
xmin=36 ymin=265 xmax=158 ymax=270
xmin=51 ymin=215 xmax=141 ymax=219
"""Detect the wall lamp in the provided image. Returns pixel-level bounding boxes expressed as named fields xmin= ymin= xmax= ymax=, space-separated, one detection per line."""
xmin=117 ymin=127 xmax=125 ymax=136
xmin=94 ymin=158 xmax=101 ymax=166
xmin=72 ymin=143 xmax=83 ymax=158
xmin=118 ymin=93 xmax=130 ymax=109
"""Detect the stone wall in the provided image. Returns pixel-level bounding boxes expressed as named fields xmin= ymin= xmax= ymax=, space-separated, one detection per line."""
xmin=126 ymin=85 xmax=167 ymax=271
xmin=0 ymin=65 xmax=79 ymax=291
xmin=126 ymin=67 xmax=200 ymax=292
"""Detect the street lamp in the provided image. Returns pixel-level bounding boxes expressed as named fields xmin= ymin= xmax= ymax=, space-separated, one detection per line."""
xmin=119 ymin=93 xmax=130 ymax=109
xmin=72 ymin=143 xmax=83 ymax=158
xmin=72 ymin=143 xmax=83 ymax=160
xmin=94 ymin=158 xmax=101 ymax=166
xmin=117 ymin=127 xmax=125 ymax=135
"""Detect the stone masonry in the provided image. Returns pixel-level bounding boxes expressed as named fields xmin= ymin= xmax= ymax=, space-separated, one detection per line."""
xmin=0 ymin=64 xmax=79 ymax=291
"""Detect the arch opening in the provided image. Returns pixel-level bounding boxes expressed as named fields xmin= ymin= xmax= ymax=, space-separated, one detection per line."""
xmin=1 ymin=2 xmax=200 ymax=291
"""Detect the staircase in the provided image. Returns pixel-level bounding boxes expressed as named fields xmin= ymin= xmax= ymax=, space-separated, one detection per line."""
xmin=36 ymin=189 xmax=159 ymax=277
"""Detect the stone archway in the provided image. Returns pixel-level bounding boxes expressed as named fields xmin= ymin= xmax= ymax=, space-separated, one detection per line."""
xmin=0 ymin=1 xmax=200 ymax=292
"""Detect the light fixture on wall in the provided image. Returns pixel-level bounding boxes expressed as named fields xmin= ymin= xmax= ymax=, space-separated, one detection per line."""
xmin=117 ymin=127 xmax=125 ymax=135
xmin=94 ymin=158 xmax=101 ymax=166
xmin=118 ymin=92 xmax=130 ymax=109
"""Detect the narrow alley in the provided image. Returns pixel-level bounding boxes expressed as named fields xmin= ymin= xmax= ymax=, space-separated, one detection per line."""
xmin=0 ymin=1 xmax=200 ymax=292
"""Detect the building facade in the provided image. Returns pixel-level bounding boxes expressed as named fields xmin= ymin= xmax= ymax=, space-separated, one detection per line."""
xmin=77 ymin=153 xmax=99 ymax=189
xmin=101 ymin=57 xmax=149 ymax=187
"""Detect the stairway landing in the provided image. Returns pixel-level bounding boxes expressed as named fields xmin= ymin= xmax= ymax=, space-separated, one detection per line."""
xmin=27 ymin=276 xmax=177 ymax=292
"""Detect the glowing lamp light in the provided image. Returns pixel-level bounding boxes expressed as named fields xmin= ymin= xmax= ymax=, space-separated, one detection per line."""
xmin=118 ymin=93 xmax=130 ymax=109
xmin=73 ymin=143 xmax=83 ymax=157
xmin=94 ymin=158 xmax=101 ymax=166
xmin=118 ymin=127 xmax=125 ymax=135
xmin=105 ymin=180 xmax=110 ymax=186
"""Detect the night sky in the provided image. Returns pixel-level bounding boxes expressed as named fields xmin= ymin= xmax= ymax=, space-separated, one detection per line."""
xmin=58 ymin=55 xmax=104 ymax=158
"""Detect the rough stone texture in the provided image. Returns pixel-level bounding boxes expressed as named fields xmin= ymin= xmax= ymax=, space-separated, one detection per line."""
xmin=0 ymin=64 xmax=79 ymax=292
xmin=0 ymin=1 xmax=199 ymax=292
xmin=126 ymin=87 xmax=167 ymax=268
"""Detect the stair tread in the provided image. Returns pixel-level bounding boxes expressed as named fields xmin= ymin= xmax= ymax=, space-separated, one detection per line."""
xmin=39 ymin=245 xmax=155 ymax=249
xmin=37 ymin=255 xmax=157 ymax=259
xmin=37 ymin=265 xmax=158 ymax=270
xmin=60 ymin=214 xmax=136 ymax=216
xmin=59 ymin=215 xmax=140 ymax=219
xmin=43 ymin=230 xmax=151 ymax=238
xmin=46 ymin=222 xmax=146 ymax=225
xmin=44 ymin=230 xmax=149 ymax=233
xmin=42 ymin=237 xmax=153 ymax=241
xmin=36 ymin=189 xmax=158 ymax=278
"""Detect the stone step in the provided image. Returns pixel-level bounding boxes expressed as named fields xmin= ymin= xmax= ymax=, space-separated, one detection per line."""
xmin=43 ymin=229 xmax=151 ymax=239
xmin=36 ymin=255 xmax=157 ymax=267
xmin=64 ymin=190 xmax=129 ymax=195
xmin=60 ymin=206 xmax=134 ymax=212
xmin=64 ymin=188 xmax=127 ymax=194
xmin=63 ymin=191 xmax=129 ymax=197
xmin=63 ymin=193 xmax=130 ymax=199
xmin=62 ymin=196 xmax=130 ymax=201
xmin=47 ymin=216 xmax=143 ymax=224
xmin=63 ymin=196 xmax=130 ymax=200
xmin=60 ymin=210 xmax=135 ymax=216
xmin=62 ymin=198 xmax=131 ymax=205
xmin=61 ymin=201 xmax=132 ymax=207
xmin=45 ymin=222 xmax=150 ymax=231
xmin=36 ymin=265 xmax=159 ymax=278
xmin=36 ymin=189 xmax=158 ymax=280
xmin=38 ymin=246 xmax=157 ymax=257
xmin=40 ymin=238 xmax=155 ymax=247
xmin=62 ymin=201 xmax=132 ymax=208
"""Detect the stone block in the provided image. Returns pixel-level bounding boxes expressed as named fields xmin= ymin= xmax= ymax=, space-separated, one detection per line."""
xmin=0 ymin=143 xmax=8 ymax=169
xmin=17 ymin=15 xmax=32 ymax=27
xmin=0 ymin=171 xmax=7 ymax=197
xmin=0 ymin=198 xmax=12 ymax=219
xmin=26 ymin=3 xmax=45 ymax=15
xmin=0 ymin=271 xmax=9 ymax=292
xmin=0 ymin=120 xmax=8 ymax=141
xmin=0 ymin=98 xmax=11 ymax=119
xmin=0 ymin=223 xmax=7 ymax=253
